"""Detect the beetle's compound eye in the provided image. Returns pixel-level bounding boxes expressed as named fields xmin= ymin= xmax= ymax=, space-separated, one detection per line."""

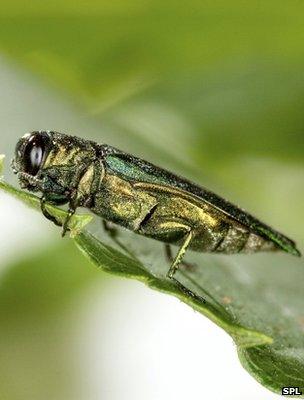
xmin=23 ymin=132 xmax=49 ymax=175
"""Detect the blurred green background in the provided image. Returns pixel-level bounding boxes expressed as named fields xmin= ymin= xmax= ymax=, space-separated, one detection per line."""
xmin=0 ymin=1 xmax=303 ymax=399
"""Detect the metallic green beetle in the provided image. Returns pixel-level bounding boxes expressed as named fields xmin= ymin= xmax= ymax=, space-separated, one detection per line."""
xmin=12 ymin=131 xmax=301 ymax=284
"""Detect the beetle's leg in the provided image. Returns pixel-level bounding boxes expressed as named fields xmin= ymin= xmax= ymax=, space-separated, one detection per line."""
xmin=40 ymin=195 xmax=77 ymax=236
xmin=165 ymin=244 xmax=196 ymax=272
xmin=166 ymin=230 xmax=193 ymax=278
xmin=61 ymin=162 xmax=90 ymax=237
xmin=102 ymin=220 xmax=136 ymax=258
xmin=166 ymin=231 xmax=206 ymax=303
xmin=40 ymin=196 xmax=62 ymax=227
xmin=62 ymin=194 xmax=79 ymax=237
xmin=102 ymin=220 xmax=118 ymax=238
xmin=61 ymin=209 xmax=74 ymax=237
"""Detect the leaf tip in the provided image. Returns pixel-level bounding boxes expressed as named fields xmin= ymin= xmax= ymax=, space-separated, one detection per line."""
xmin=69 ymin=214 xmax=93 ymax=238
xmin=232 ymin=328 xmax=273 ymax=349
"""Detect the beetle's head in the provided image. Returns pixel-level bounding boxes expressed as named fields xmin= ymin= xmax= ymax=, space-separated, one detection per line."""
xmin=12 ymin=131 xmax=52 ymax=191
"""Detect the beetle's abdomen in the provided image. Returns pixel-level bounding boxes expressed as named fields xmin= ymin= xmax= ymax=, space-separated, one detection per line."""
xmin=183 ymin=207 xmax=278 ymax=254
xmin=134 ymin=192 xmax=278 ymax=254
xmin=92 ymin=173 xmax=278 ymax=254
xmin=211 ymin=223 xmax=278 ymax=254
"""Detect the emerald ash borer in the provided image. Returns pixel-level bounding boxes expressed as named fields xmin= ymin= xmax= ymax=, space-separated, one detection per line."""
xmin=12 ymin=131 xmax=301 ymax=293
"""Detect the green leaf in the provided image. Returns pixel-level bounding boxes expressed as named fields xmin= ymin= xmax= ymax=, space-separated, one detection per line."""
xmin=75 ymin=230 xmax=273 ymax=349
xmin=2 ymin=154 xmax=304 ymax=396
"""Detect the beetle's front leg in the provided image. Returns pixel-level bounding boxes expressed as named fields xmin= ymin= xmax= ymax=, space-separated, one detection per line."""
xmin=61 ymin=161 xmax=93 ymax=236
xmin=40 ymin=193 xmax=78 ymax=235
xmin=61 ymin=190 xmax=79 ymax=237
xmin=40 ymin=196 xmax=62 ymax=227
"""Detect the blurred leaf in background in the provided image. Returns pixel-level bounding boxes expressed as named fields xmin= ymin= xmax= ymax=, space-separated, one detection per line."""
xmin=0 ymin=0 xmax=303 ymax=398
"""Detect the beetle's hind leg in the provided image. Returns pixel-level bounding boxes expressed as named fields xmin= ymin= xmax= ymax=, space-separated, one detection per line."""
xmin=166 ymin=230 xmax=193 ymax=279
xmin=165 ymin=231 xmax=206 ymax=303
xmin=165 ymin=244 xmax=196 ymax=272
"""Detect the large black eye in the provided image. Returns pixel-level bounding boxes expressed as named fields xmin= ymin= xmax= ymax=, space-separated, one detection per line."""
xmin=24 ymin=133 xmax=49 ymax=175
